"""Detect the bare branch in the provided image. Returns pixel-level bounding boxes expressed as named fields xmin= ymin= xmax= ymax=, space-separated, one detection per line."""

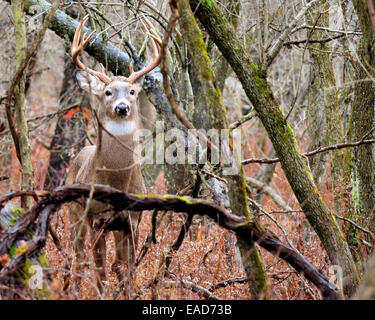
xmin=0 ymin=184 xmax=340 ymax=299
xmin=284 ymin=34 xmax=345 ymax=47
xmin=208 ymin=276 xmax=249 ymax=291
xmin=263 ymin=0 xmax=321 ymax=68
xmin=163 ymin=279 xmax=220 ymax=300
xmin=333 ymin=214 xmax=374 ymax=238
xmin=229 ymin=110 xmax=257 ymax=130
xmin=242 ymin=138 xmax=375 ymax=165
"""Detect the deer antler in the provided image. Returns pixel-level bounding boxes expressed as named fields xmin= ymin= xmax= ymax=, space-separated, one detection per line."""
xmin=126 ymin=16 xmax=162 ymax=84
xmin=72 ymin=15 xmax=111 ymax=85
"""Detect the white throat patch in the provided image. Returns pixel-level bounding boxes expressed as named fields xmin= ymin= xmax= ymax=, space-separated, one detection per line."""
xmin=104 ymin=120 xmax=135 ymax=136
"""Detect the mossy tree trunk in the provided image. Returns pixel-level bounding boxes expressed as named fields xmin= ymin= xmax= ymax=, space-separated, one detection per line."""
xmin=189 ymin=0 xmax=359 ymax=297
xmin=306 ymin=67 xmax=327 ymax=188
xmin=212 ymin=0 xmax=240 ymax=91
xmin=11 ymin=0 xmax=35 ymax=209
xmin=350 ymin=0 xmax=375 ymax=234
xmin=178 ymin=0 xmax=269 ymax=299
xmin=306 ymin=0 xmax=346 ymax=216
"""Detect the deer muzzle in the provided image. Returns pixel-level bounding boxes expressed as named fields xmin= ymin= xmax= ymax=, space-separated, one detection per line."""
xmin=115 ymin=103 xmax=130 ymax=117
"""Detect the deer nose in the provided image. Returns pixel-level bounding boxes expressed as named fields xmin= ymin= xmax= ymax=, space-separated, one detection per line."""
xmin=115 ymin=103 xmax=130 ymax=116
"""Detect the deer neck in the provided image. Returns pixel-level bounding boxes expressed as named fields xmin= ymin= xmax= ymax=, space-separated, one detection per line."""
xmin=96 ymin=118 xmax=139 ymax=169
xmin=103 ymin=119 xmax=136 ymax=136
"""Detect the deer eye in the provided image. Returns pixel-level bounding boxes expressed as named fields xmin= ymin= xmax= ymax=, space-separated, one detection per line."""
xmin=105 ymin=90 xmax=112 ymax=96
xmin=130 ymin=89 xmax=135 ymax=95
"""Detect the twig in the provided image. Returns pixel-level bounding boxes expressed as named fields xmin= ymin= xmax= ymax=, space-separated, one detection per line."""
xmin=333 ymin=214 xmax=374 ymax=238
xmin=163 ymin=279 xmax=220 ymax=300
xmin=293 ymin=24 xmax=362 ymax=36
xmin=247 ymin=197 xmax=296 ymax=249
xmin=229 ymin=110 xmax=257 ymax=130
xmin=201 ymin=169 xmax=228 ymax=185
xmin=208 ymin=276 xmax=249 ymax=291
xmin=130 ymin=212 xmax=194 ymax=300
xmin=270 ymin=209 xmax=302 ymax=214
xmin=0 ymin=103 xmax=84 ymax=138
xmin=112 ymin=209 xmax=168 ymax=299
xmin=284 ymin=34 xmax=345 ymax=47
xmin=242 ymin=138 xmax=375 ymax=165
xmin=263 ymin=0 xmax=321 ymax=68
xmin=245 ymin=177 xmax=292 ymax=212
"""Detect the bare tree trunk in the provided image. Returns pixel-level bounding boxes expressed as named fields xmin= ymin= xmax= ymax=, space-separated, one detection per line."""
xmin=11 ymin=0 xmax=34 ymax=209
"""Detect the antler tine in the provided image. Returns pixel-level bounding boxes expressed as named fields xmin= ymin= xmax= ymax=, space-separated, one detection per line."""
xmin=145 ymin=32 xmax=161 ymax=57
xmin=71 ymin=15 xmax=111 ymax=85
xmin=142 ymin=16 xmax=162 ymax=44
xmin=126 ymin=17 xmax=162 ymax=84
xmin=141 ymin=17 xmax=162 ymax=60
xmin=146 ymin=32 xmax=162 ymax=46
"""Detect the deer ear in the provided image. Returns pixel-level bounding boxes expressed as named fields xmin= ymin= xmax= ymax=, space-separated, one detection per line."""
xmin=132 ymin=76 xmax=144 ymax=93
xmin=76 ymin=71 xmax=105 ymax=96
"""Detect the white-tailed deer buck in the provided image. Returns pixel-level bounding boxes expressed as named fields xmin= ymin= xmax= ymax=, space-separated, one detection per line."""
xmin=65 ymin=15 xmax=161 ymax=290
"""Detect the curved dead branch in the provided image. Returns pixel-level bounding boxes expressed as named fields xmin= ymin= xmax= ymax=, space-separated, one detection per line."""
xmin=0 ymin=184 xmax=340 ymax=299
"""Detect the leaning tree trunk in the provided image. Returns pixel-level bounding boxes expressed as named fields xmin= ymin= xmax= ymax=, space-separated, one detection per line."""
xmin=189 ymin=0 xmax=359 ymax=297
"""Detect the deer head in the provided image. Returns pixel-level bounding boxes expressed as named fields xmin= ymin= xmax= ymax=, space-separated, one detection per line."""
xmin=72 ymin=15 xmax=161 ymax=136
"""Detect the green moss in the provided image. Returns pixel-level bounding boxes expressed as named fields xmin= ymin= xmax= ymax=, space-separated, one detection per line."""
xmin=201 ymin=0 xmax=213 ymax=9
xmin=164 ymin=194 xmax=202 ymax=205
xmin=202 ymin=69 xmax=211 ymax=80
xmin=134 ymin=193 xmax=155 ymax=198
xmin=39 ymin=253 xmax=48 ymax=268
xmin=8 ymin=205 xmax=25 ymax=226
xmin=305 ymin=166 xmax=315 ymax=184
xmin=249 ymin=62 xmax=259 ymax=71
xmin=254 ymin=74 xmax=269 ymax=97
xmin=9 ymin=244 xmax=17 ymax=258
xmin=177 ymin=196 xmax=195 ymax=205
xmin=135 ymin=193 xmax=203 ymax=205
